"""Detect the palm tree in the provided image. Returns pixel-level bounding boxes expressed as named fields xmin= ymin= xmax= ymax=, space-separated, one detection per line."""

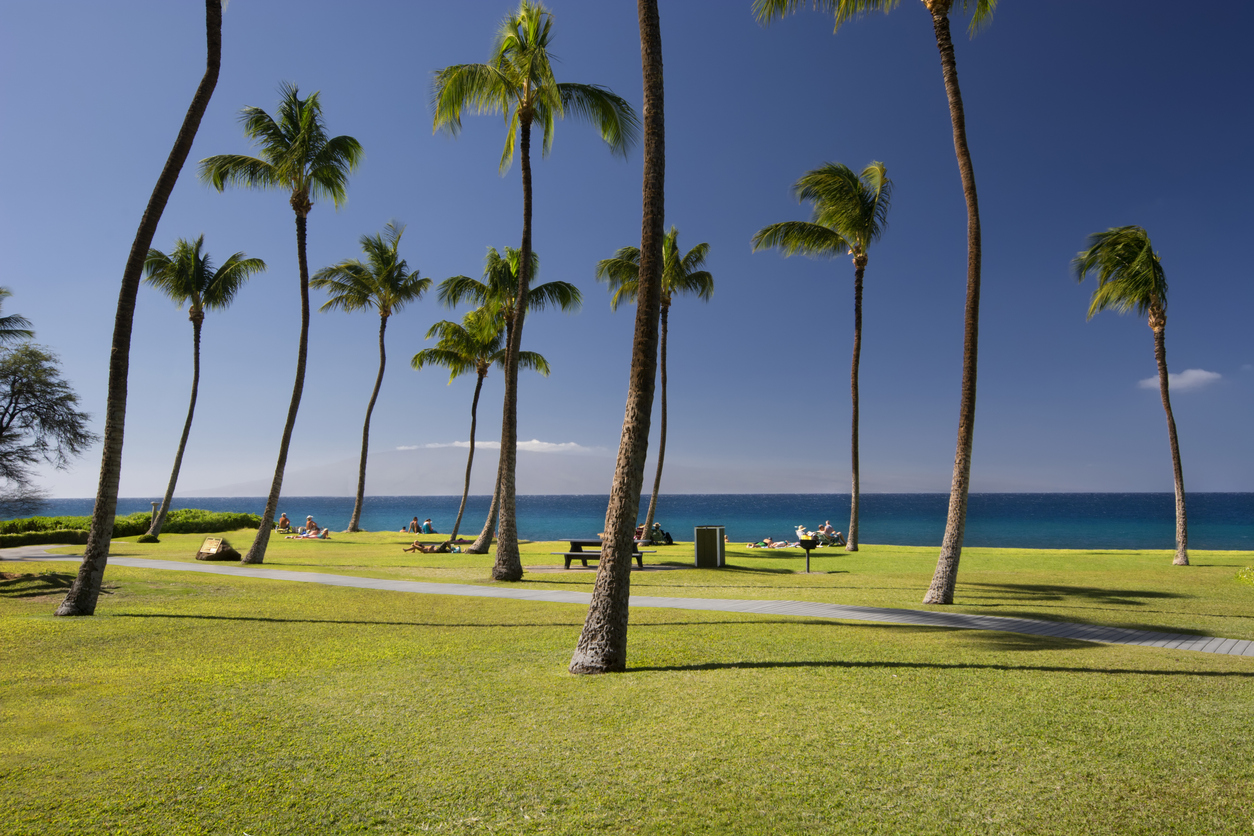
xmin=432 ymin=0 xmax=639 ymax=581
xmin=752 ymin=161 xmax=891 ymax=552
xmin=754 ymin=0 xmax=997 ymax=605
xmin=569 ymin=0 xmax=665 ymax=675
xmin=199 ymin=82 xmax=362 ymax=564
xmin=0 ymin=288 xmax=34 ymax=344
xmin=1075 ymin=226 xmax=1189 ymax=566
xmin=413 ymin=309 xmax=550 ymax=544
xmin=596 ymin=226 xmax=713 ymax=537
xmin=143 ymin=235 xmax=265 ymax=539
xmin=311 ymin=222 xmax=429 ymax=532
xmin=437 ymin=245 xmax=581 ymax=557
xmin=57 ymin=0 xmax=223 ymax=618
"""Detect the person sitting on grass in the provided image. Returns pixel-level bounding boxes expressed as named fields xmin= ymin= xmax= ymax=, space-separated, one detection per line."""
xmin=277 ymin=513 xmax=292 ymax=533
xmin=421 ymin=518 xmax=437 ymax=534
xmin=408 ymin=516 xmax=420 ymax=533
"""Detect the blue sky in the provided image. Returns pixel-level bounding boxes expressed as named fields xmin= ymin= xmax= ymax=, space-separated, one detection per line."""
xmin=1 ymin=0 xmax=1251 ymax=498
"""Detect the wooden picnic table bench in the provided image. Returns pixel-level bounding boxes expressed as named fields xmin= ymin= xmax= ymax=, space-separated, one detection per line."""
xmin=555 ymin=537 xmax=653 ymax=569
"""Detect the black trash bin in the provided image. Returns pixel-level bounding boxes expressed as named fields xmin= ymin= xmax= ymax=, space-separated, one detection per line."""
xmin=694 ymin=525 xmax=725 ymax=568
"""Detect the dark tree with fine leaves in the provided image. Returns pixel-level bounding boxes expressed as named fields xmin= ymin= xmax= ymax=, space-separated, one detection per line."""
xmin=312 ymin=222 xmax=430 ymax=532
xmin=755 ymin=0 xmax=996 ymax=604
xmin=199 ymin=82 xmax=362 ymax=562
xmin=57 ymin=0 xmax=222 ymax=617
xmin=570 ymin=0 xmax=666 ymax=675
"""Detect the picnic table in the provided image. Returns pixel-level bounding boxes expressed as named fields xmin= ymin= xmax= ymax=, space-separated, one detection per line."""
xmin=553 ymin=537 xmax=654 ymax=570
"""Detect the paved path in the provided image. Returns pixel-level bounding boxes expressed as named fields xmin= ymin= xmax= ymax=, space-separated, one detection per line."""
xmin=9 ymin=549 xmax=1253 ymax=658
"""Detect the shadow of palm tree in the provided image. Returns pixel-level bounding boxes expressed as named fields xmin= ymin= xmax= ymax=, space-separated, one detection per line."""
xmin=961 ymin=582 xmax=1186 ymax=605
xmin=0 ymin=571 xmax=88 ymax=599
xmin=627 ymin=658 xmax=1254 ymax=677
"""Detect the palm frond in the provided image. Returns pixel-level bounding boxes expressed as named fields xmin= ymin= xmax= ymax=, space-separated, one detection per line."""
xmin=557 ymin=83 xmax=640 ymax=159
xmin=753 ymin=0 xmax=900 ymax=33
xmin=527 ymin=280 xmax=582 ymax=314
xmin=204 ymin=253 xmax=265 ymax=310
xmin=431 ymin=63 xmax=512 ymax=138
xmin=308 ymin=134 xmax=365 ymax=208
xmin=1074 ymin=225 xmax=1167 ymax=320
xmin=752 ymin=221 xmax=848 ymax=258
xmin=197 ymin=154 xmax=279 ymax=192
xmin=0 ymin=288 xmax=34 ymax=343
xmin=438 ymin=275 xmax=489 ymax=309
xmin=515 ymin=350 xmax=551 ymax=376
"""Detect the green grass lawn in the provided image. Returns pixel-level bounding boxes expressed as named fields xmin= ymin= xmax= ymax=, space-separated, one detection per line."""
xmin=3 ymin=533 xmax=1253 ymax=834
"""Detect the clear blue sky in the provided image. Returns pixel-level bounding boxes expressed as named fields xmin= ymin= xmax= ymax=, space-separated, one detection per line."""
xmin=1 ymin=0 xmax=1251 ymax=498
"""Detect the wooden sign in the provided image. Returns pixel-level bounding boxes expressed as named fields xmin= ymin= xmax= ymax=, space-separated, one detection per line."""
xmin=199 ymin=537 xmax=223 ymax=555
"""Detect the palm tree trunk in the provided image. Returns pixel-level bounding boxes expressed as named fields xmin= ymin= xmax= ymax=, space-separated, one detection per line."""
xmin=56 ymin=0 xmax=222 ymax=617
xmin=923 ymin=9 xmax=983 ymax=606
xmin=570 ymin=0 xmax=664 ymax=674
xmin=642 ymin=303 xmax=669 ymax=535
xmin=469 ymin=465 xmax=501 ymax=554
xmin=847 ymin=257 xmax=865 ymax=552
xmin=347 ymin=315 xmax=388 ymax=532
xmin=449 ymin=372 xmax=484 ymax=542
xmin=492 ymin=119 xmax=534 ymax=581
xmin=1151 ymin=314 xmax=1189 ymax=565
xmin=243 ymin=209 xmax=312 ymax=564
xmin=148 ymin=314 xmax=203 ymax=538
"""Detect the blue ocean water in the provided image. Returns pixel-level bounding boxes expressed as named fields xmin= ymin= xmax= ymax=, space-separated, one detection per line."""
xmin=26 ymin=493 xmax=1254 ymax=551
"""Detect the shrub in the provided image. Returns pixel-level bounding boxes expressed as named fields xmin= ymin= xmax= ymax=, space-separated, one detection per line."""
xmin=0 ymin=509 xmax=262 ymax=543
xmin=136 ymin=534 xmax=160 ymax=543
xmin=0 ymin=529 xmax=90 ymax=548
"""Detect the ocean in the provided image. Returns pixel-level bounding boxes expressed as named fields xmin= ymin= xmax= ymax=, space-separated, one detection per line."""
xmin=26 ymin=493 xmax=1254 ymax=551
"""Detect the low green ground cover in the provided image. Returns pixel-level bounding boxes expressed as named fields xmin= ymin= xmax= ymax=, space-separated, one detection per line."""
xmin=0 ymin=509 xmax=261 ymax=547
xmin=4 ymin=535 xmax=1251 ymax=834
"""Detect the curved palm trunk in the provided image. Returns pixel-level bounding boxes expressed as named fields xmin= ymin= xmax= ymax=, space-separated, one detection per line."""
xmin=923 ymin=10 xmax=983 ymax=606
xmin=492 ymin=120 xmax=534 ymax=581
xmin=469 ymin=466 xmax=501 ymax=554
xmin=347 ymin=315 xmax=388 ymax=532
xmin=570 ymin=0 xmax=664 ymax=674
xmin=148 ymin=313 xmax=204 ymax=538
xmin=641 ymin=303 xmax=669 ymax=535
xmin=56 ymin=0 xmax=222 ymax=616
xmin=1151 ymin=311 xmax=1189 ymax=565
xmin=243 ymin=209 xmax=312 ymax=564
xmin=449 ymin=371 xmax=485 ymax=542
xmin=847 ymin=256 xmax=866 ymax=551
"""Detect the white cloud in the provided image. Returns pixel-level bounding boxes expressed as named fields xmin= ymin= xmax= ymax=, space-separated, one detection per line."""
xmin=1137 ymin=368 xmax=1222 ymax=392
xmin=397 ymin=439 xmax=606 ymax=455
xmin=1242 ymin=364 xmax=1253 ymax=372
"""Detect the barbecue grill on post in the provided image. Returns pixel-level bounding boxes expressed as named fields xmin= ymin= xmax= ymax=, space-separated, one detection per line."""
xmin=798 ymin=538 xmax=817 ymax=573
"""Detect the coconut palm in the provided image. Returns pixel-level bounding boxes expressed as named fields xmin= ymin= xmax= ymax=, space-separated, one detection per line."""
xmin=596 ymin=226 xmax=713 ymax=537
xmin=143 ymin=235 xmax=265 ymax=539
xmin=432 ymin=0 xmax=638 ymax=581
xmin=1075 ymin=226 xmax=1189 ymax=565
xmin=437 ymin=245 xmax=581 ymax=554
xmin=0 ymin=288 xmax=34 ymax=344
xmin=752 ymin=161 xmax=891 ymax=552
xmin=57 ymin=0 xmax=223 ymax=618
xmin=199 ymin=82 xmax=362 ymax=563
xmin=569 ymin=0 xmax=665 ymax=675
xmin=413 ymin=309 xmax=550 ymax=544
xmin=755 ymin=0 xmax=996 ymax=605
xmin=312 ymin=222 xmax=430 ymax=532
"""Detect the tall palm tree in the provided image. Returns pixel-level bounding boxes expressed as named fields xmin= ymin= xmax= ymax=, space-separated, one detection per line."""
xmin=752 ymin=161 xmax=891 ymax=551
xmin=413 ymin=309 xmax=550 ymax=544
xmin=57 ymin=0 xmax=223 ymax=618
xmin=199 ymin=82 xmax=362 ymax=563
xmin=1075 ymin=226 xmax=1189 ymax=566
xmin=569 ymin=0 xmax=665 ymax=675
xmin=755 ymin=0 xmax=996 ymax=605
xmin=432 ymin=0 xmax=638 ymax=581
xmin=438 ymin=245 xmax=581 ymax=556
xmin=312 ymin=222 xmax=429 ymax=532
xmin=596 ymin=226 xmax=713 ymax=537
xmin=143 ymin=236 xmax=266 ymax=539
xmin=0 ymin=288 xmax=34 ymax=344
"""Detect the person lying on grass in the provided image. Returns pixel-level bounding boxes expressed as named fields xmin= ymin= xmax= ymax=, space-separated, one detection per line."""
xmin=286 ymin=528 xmax=329 ymax=540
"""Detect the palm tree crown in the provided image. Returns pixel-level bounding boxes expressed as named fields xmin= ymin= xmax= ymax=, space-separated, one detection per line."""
xmin=144 ymin=235 xmax=266 ymax=318
xmin=752 ymin=162 xmax=891 ymax=261
xmin=311 ymin=222 xmax=431 ymax=316
xmin=754 ymin=0 xmax=997 ymax=36
xmin=439 ymin=247 xmax=581 ymax=321
xmin=0 ymin=288 xmax=34 ymax=344
xmin=1073 ymin=225 xmax=1168 ymax=322
xmin=198 ymin=81 xmax=363 ymax=215
xmin=414 ymin=310 xmax=550 ymax=383
xmin=596 ymin=226 xmax=713 ymax=311
xmin=431 ymin=1 xmax=640 ymax=172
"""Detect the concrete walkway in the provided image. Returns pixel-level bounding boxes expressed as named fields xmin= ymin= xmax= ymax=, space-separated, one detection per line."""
xmin=9 ymin=548 xmax=1253 ymax=658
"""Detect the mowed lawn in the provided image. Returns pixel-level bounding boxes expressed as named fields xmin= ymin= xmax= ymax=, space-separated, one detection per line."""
xmin=3 ymin=532 xmax=1253 ymax=835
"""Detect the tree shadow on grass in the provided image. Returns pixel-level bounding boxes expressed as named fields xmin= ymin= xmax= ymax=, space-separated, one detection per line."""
xmin=112 ymin=613 xmax=840 ymax=630
xmin=960 ymin=582 xmax=1186 ymax=606
xmin=0 ymin=571 xmax=78 ymax=599
xmin=627 ymin=658 xmax=1254 ymax=677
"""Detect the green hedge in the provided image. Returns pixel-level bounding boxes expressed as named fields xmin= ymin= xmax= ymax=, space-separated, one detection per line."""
xmin=0 ymin=509 xmax=262 ymax=546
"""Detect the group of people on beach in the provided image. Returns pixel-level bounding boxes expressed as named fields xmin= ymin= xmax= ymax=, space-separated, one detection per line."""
xmin=402 ymin=516 xmax=437 ymax=534
xmin=277 ymin=513 xmax=330 ymax=540
xmin=746 ymin=520 xmax=845 ymax=549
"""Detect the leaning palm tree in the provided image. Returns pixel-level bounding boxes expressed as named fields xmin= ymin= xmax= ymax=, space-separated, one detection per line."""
xmin=143 ymin=235 xmax=265 ymax=539
xmin=569 ymin=0 xmax=666 ymax=675
xmin=57 ymin=0 xmax=223 ymax=618
xmin=432 ymin=0 xmax=639 ymax=581
xmin=199 ymin=82 xmax=362 ymax=564
xmin=413 ymin=309 xmax=550 ymax=544
xmin=0 ymin=288 xmax=34 ymax=344
xmin=1075 ymin=226 xmax=1189 ymax=566
xmin=312 ymin=222 xmax=430 ymax=532
xmin=755 ymin=0 xmax=997 ymax=605
xmin=438 ymin=245 xmax=581 ymax=555
xmin=596 ymin=226 xmax=713 ymax=537
xmin=752 ymin=161 xmax=891 ymax=552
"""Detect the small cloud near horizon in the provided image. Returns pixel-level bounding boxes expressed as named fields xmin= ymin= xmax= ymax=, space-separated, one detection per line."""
xmin=1138 ymin=368 xmax=1221 ymax=392
xmin=397 ymin=439 xmax=606 ymax=455
xmin=1241 ymin=364 xmax=1253 ymax=372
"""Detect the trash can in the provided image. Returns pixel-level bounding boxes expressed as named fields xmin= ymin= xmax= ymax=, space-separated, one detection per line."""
xmin=694 ymin=525 xmax=725 ymax=568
